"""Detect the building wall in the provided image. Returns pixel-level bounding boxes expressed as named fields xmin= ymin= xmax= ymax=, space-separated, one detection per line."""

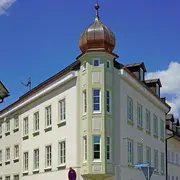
xmin=167 ymin=136 xmax=180 ymax=180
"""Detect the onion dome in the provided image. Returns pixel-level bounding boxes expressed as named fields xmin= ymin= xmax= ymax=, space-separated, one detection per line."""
xmin=79 ymin=3 xmax=116 ymax=54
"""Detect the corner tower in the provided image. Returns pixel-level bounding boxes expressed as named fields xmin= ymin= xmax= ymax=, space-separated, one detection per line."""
xmin=77 ymin=3 xmax=118 ymax=180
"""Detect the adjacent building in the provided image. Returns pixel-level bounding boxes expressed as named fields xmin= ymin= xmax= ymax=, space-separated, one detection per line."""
xmin=166 ymin=114 xmax=180 ymax=180
xmin=0 ymin=3 xmax=173 ymax=180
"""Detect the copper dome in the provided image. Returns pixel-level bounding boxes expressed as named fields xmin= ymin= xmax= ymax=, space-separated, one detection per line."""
xmin=79 ymin=4 xmax=116 ymax=54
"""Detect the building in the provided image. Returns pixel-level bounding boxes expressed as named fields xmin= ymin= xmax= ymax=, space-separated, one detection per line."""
xmin=0 ymin=82 xmax=9 ymax=103
xmin=166 ymin=114 xmax=180 ymax=180
xmin=0 ymin=3 xmax=171 ymax=180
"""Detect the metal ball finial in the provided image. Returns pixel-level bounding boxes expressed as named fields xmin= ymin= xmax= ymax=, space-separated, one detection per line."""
xmin=94 ymin=2 xmax=100 ymax=17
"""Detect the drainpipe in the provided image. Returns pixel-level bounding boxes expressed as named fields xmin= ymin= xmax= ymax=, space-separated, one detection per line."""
xmin=165 ymin=132 xmax=175 ymax=180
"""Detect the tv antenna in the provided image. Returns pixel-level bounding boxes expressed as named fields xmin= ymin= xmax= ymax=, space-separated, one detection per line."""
xmin=21 ymin=77 xmax=32 ymax=90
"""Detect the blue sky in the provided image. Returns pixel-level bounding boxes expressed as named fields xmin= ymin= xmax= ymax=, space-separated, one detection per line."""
xmin=0 ymin=0 xmax=180 ymax=117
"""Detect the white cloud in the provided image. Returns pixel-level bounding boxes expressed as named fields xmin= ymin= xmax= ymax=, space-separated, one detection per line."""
xmin=0 ymin=0 xmax=16 ymax=16
xmin=146 ymin=61 xmax=180 ymax=118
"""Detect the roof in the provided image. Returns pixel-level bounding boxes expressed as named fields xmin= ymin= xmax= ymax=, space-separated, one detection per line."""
xmin=0 ymin=60 xmax=80 ymax=115
xmin=125 ymin=62 xmax=147 ymax=72
xmin=122 ymin=66 xmax=170 ymax=110
xmin=145 ymin=79 xmax=162 ymax=87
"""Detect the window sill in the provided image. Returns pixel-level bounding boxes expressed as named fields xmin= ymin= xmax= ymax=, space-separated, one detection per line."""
xmin=127 ymin=120 xmax=134 ymax=126
xmin=33 ymin=131 xmax=40 ymax=136
xmin=13 ymin=158 xmax=19 ymax=163
xmin=128 ymin=164 xmax=134 ymax=168
xmin=22 ymin=171 xmax=29 ymax=175
xmin=92 ymin=160 xmax=102 ymax=163
xmin=57 ymin=120 xmax=66 ymax=127
xmin=5 ymin=160 xmax=10 ymax=165
xmin=5 ymin=131 xmax=10 ymax=136
xmin=57 ymin=164 xmax=66 ymax=169
xmin=160 ymin=138 xmax=164 ymax=142
xmin=44 ymin=167 xmax=52 ymax=171
xmin=92 ymin=111 xmax=101 ymax=115
xmin=44 ymin=126 xmax=52 ymax=132
xmin=32 ymin=169 xmax=39 ymax=173
xmin=13 ymin=128 xmax=19 ymax=132
xmin=83 ymin=161 xmax=87 ymax=164
xmin=22 ymin=135 xmax=29 ymax=140
xmin=146 ymin=130 xmax=151 ymax=135
xmin=137 ymin=126 xmax=143 ymax=131
xmin=153 ymin=134 xmax=159 ymax=140
xmin=106 ymin=112 xmax=112 ymax=116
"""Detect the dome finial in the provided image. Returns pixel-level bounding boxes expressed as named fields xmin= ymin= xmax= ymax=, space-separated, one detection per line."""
xmin=94 ymin=0 xmax=100 ymax=17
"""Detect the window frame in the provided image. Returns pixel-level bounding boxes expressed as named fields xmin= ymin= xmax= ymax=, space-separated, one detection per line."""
xmin=154 ymin=149 xmax=158 ymax=172
xmin=106 ymin=136 xmax=112 ymax=162
xmin=45 ymin=145 xmax=52 ymax=168
xmin=23 ymin=151 xmax=29 ymax=172
xmin=153 ymin=114 xmax=158 ymax=137
xmin=23 ymin=117 xmax=29 ymax=137
xmin=137 ymin=103 xmax=143 ymax=128
xmin=82 ymin=90 xmax=87 ymax=114
xmin=127 ymin=96 xmax=133 ymax=122
xmin=83 ymin=136 xmax=87 ymax=162
xmin=92 ymin=89 xmax=101 ymax=113
xmin=59 ymin=99 xmax=66 ymax=122
xmin=146 ymin=146 xmax=151 ymax=165
xmin=161 ymin=152 xmax=165 ymax=174
xmin=93 ymin=135 xmax=101 ymax=161
xmin=93 ymin=59 xmax=100 ymax=67
xmin=146 ymin=109 xmax=151 ymax=132
xmin=5 ymin=147 xmax=10 ymax=162
xmin=14 ymin=144 xmax=19 ymax=160
xmin=107 ymin=60 xmax=111 ymax=68
xmin=127 ymin=139 xmax=133 ymax=165
xmin=137 ymin=143 xmax=143 ymax=164
xmin=33 ymin=111 xmax=39 ymax=132
xmin=5 ymin=119 xmax=10 ymax=133
xmin=58 ymin=141 xmax=66 ymax=165
xmin=106 ymin=90 xmax=111 ymax=114
xmin=33 ymin=148 xmax=39 ymax=170
xmin=14 ymin=115 xmax=19 ymax=130
xmin=0 ymin=150 xmax=2 ymax=164
xmin=160 ymin=119 xmax=164 ymax=140
xmin=45 ymin=105 xmax=52 ymax=127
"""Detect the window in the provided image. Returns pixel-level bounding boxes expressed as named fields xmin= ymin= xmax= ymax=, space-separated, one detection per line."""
xmin=154 ymin=150 xmax=158 ymax=171
xmin=156 ymin=84 xmax=160 ymax=96
xmin=34 ymin=112 xmax=39 ymax=132
xmin=176 ymin=153 xmax=179 ymax=165
xmin=146 ymin=147 xmax=151 ymax=165
xmin=59 ymin=99 xmax=66 ymax=121
xmin=6 ymin=147 xmax=10 ymax=162
xmin=34 ymin=149 xmax=39 ymax=170
xmin=93 ymin=136 xmax=101 ymax=160
xmin=127 ymin=97 xmax=133 ymax=122
xmin=128 ymin=140 xmax=133 ymax=165
xmin=93 ymin=59 xmax=100 ymax=66
xmin=0 ymin=177 xmax=2 ymax=180
xmin=6 ymin=119 xmax=10 ymax=133
xmin=23 ymin=152 xmax=28 ymax=171
xmin=168 ymin=150 xmax=171 ymax=162
xmin=45 ymin=106 xmax=52 ymax=126
xmin=172 ymin=176 xmax=174 ymax=180
xmin=82 ymin=91 xmax=87 ymax=114
xmin=106 ymin=90 xmax=111 ymax=113
xmin=0 ymin=150 xmax=2 ymax=163
xmin=107 ymin=60 xmax=110 ymax=68
xmin=160 ymin=119 xmax=164 ymax=140
xmin=82 ymin=62 xmax=86 ymax=71
xmin=23 ymin=117 xmax=28 ymax=136
xmin=0 ymin=123 xmax=2 ymax=135
xmin=171 ymin=152 xmax=174 ymax=163
xmin=45 ymin=145 xmax=52 ymax=168
xmin=14 ymin=115 xmax=19 ymax=129
xmin=93 ymin=89 xmax=100 ymax=112
xmin=153 ymin=115 xmax=158 ymax=137
xmin=146 ymin=109 xmax=151 ymax=132
xmin=176 ymin=177 xmax=178 ymax=180
xmin=137 ymin=103 xmax=142 ymax=128
xmin=14 ymin=175 xmax=19 ymax=180
xmin=14 ymin=145 xmax=19 ymax=159
xmin=137 ymin=143 xmax=143 ymax=164
xmin=5 ymin=176 xmax=10 ymax=180
xmin=106 ymin=137 xmax=111 ymax=161
xmin=59 ymin=141 xmax=66 ymax=165
xmin=140 ymin=68 xmax=144 ymax=81
xmin=161 ymin=153 xmax=164 ymax=174
xmin=83 ymin=136 xmax=87 ymax=161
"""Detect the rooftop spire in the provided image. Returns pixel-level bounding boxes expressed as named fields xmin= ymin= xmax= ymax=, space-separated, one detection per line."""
xmin=94 ymin=1 xmax=100 ymax=18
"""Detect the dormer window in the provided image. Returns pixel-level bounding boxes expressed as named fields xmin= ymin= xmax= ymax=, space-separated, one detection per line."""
xmin=156 ymin=84 xmax=160 ymax=96
xmin=140 ymin=68 xmax=144 ymax=81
